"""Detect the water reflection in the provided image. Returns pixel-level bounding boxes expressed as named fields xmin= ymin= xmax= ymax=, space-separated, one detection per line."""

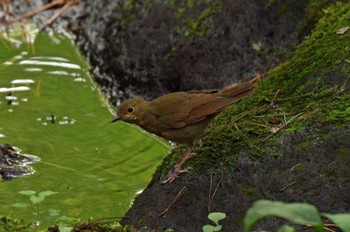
xmin=0 ymin=86 xmax=31 ymax=92
xmin=24 ymin=68 xmax=42 ymax=72
xmin=11 ymin=79 xmax=35 ymax=84
xmin=19 ymin=59 xmax=81 ymax=69
xmin=36 ymin=115 xmax=77 ymax=126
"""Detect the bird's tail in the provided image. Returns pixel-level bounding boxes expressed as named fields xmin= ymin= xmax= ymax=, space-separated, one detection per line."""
xmin=218 ymin=81 xmax=254 ymax=98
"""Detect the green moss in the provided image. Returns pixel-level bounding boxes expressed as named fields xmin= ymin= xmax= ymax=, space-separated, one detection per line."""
xmin=168 ymin=0 xmax=222 ymax=53
xmin=154 ymin=2 xmax=350 ymax=179
xmin=340 ymin=147 xmax=350 ymax=157
xmin=323 ymin=94 xmax=350 ymax=123
xmin=294 ymin=135 xmax=315 ymax=152
xmin=245 ymin=187 xmax=257 ymax=196
xmin=303 ymin=0 xmax=331 ymax=27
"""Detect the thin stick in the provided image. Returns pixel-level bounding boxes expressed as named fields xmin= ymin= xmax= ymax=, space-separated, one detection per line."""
xmin=262 ymin=89 xmax=280 ymax=114
xmin=159 ymin=186 xmax=188 ymax=217
xmin=208 ymin=173 xmax=213 ymax=212
xmin=250 ymin=122 xmax=270 ymax=129
xmin=323 ymin=226 xmax=337 ymax=232
xmin=271 ymin=89 xmax=280 ymax=104
xmin=261 ymin=112 xmax=302 ymax=142
xmin=43 ymin=0 xmax=74 ymax=27
xmin=332 ymin=85 xmax=350 ymax=96
xmin=289 ymin=163 xmax=302 ymax=171
xmin=208 ymin=174 xmax=223 ymax=212
xmin=230 ymin=112 xmax=249 ymax=124
xmin=279 ymin=181 xmax=296 ymax=192
xmin=14 ymin=0 xmax=64 ymax=21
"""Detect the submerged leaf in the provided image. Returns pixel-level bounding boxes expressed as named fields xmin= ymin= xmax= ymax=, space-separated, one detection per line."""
xmin=38 ymin=191 xmax=58 ymax=198
xmin=30 ymin=195 xmax=45 ymax=205
xmin=18 ymin=190 xmax=36 ymax=196
xmin=11 ymin=202 xmax=30 ymax=208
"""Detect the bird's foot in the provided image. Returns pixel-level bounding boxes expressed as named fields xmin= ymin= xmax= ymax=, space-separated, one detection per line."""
xmin=160 ymin=167 xmax=188 ymax=184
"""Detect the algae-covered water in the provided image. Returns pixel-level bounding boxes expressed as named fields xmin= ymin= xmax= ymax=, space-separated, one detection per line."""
xmin=0 ymin=26 xmax=169 ymax=229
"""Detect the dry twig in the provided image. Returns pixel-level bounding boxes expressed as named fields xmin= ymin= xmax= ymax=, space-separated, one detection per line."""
xmin=159 ymin=186 xmax=188 ymax=217
xmin=12 ymin=0 xmax=80 ymax=29
xmin=279 ymin=181 xmax=297 ymax=192
xmin=208 ymin=174 xmax=223 ymax=212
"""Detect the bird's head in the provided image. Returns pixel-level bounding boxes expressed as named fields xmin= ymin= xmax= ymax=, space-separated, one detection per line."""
xmin=112 ymin=98 xmax=149 ymax=124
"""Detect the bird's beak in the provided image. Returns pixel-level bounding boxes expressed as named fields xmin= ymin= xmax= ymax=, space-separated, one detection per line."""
xmin=111 ymin=116 xmax=121 ymax=123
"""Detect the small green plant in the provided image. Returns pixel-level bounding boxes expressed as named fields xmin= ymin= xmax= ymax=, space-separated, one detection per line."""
xmin=203 ymin=212 xmax=226 ymax=232
xmin=11 ymin=190 xmax=61 ymax=228
xmin=243 ymin=200 xmax=350 ymax=232
xmin=0 ymin=216 xmax=35 ymax=232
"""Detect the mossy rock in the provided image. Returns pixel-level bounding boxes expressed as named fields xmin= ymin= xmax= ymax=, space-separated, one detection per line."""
xmin=121 ymin=2 xmax=350 ymax=231
xmin=154 ymin=2 xmax=350 ymax=179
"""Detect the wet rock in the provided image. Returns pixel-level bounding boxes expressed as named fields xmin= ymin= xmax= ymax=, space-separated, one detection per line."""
xmin=0 ymin=144 xmax=40 ymax=180
xmin=75 ymin=0 xmax=312 ymax=105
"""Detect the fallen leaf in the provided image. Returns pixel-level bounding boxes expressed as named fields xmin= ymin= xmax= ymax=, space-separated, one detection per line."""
xmin=336 ymin=26 xmax=350 ymax=35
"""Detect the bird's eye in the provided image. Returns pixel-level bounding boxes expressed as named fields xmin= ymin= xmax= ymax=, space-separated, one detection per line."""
xmin=127 ymin=107 xmax=134 ymax=113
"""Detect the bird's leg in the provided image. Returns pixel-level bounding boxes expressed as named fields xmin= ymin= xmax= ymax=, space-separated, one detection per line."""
xmin=161 ymin=143 xmax=193 ymax=184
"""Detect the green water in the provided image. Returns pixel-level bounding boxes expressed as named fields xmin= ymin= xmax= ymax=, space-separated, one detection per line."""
xmin=0 ymin=29 xmax=169 ymax=228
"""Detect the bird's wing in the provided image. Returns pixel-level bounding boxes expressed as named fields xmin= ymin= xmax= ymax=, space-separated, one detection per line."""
xmin=151 ymin=81 xmax=253 ymax=129
xmin=150 ymin=92 xmax=193 ymax=129
xmin=151 ymin=92 xmax=239 ymax=129
xmin=183 ymin=81 xmax=254 ymax=124
xmin=182 ymin=94 xmax=240 ymax=125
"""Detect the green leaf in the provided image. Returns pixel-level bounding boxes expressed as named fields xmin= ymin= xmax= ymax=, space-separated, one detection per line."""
xmin=28 ymin=191 xmax=58 ymax=204
xmin=11 ymin=202 xmax=30 ymax=208
xmin=48 ymin=209 xmax=60 ymax=217
xmin=322 ymin=213 xmax=350 ymax=232
xmin=58 ymin=224 xmax=73 ymax=232
xmin=203 ymin=224 xmax=222 ymax=232
xmin=29 ymin=195 xmax=45 ymax=205
xmin=278 ymin=225 xmax=296 ymax=232
xmin=58 ymin=215 xmax=71 ymax=221
xmin=243 ymin=200 xmax=324 ymax=232
xmin=38 ymin=191 xmax=58 ymax=198
xmin=18 ymin=190 xmax=36 ymax=196
xmin=208 ymin=212 xmax=226 ymax=225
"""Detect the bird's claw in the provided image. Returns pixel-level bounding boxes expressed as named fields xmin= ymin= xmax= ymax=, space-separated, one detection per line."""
xmin=160 ymin=168 xmax=188 ymax=184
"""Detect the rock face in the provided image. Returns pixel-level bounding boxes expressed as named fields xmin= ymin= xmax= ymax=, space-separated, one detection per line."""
xmin=117 ymin=1 xmax=350 ymax=231
xmin=75 ymin=0 xmax=310 ymax=105
xmin=121 ymin=125 xmax=350 ymax=231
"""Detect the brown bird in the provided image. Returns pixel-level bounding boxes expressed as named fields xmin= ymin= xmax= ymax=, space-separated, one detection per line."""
xmin=112 ymin=81 xmax=254 ymax=184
